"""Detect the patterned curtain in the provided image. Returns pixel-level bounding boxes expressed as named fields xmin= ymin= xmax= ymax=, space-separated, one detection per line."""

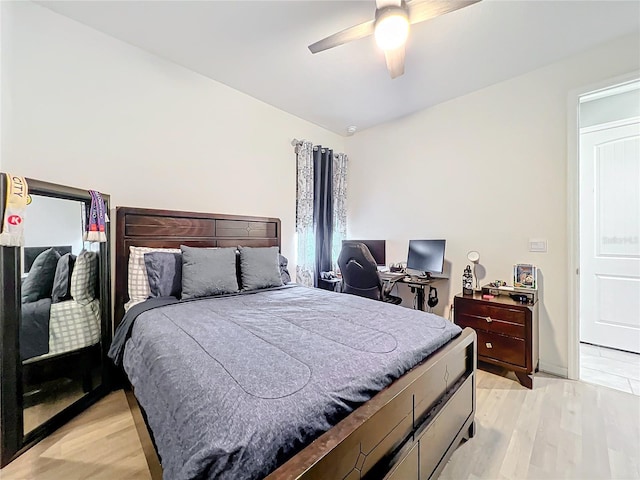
xmin=295 ymin=141 xmax=315 ymax=287
xmin=331 ymin=153 xmax=348 ymax=271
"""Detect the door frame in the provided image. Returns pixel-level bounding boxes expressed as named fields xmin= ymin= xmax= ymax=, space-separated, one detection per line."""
xmin=567 ymin=73 xmax=640 ymax=380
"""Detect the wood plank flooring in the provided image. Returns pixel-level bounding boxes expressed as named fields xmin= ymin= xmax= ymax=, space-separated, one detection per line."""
xmin=0 ymin=390 xmax=151 ymax=480
xmin=441 ymin=364 xmax=640 ymax=480
xmin=1 ymin=367 xmax=638 ymax=480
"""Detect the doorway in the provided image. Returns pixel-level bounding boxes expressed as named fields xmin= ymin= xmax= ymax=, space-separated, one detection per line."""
xmin=578 ymin=81 xmax=640 ymax=395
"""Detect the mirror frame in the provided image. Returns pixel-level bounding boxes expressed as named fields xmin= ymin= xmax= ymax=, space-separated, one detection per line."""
xmin=0 ymin=176 xmax=112 ymax=466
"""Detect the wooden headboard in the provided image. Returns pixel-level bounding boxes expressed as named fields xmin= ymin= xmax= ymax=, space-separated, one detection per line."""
xmin=114 ymin=206 xmax=281 ymax=330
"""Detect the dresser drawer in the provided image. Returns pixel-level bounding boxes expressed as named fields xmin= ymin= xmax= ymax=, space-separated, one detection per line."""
xmin=456 ymin=313 xmax=525 ymax=339
xmin=477 ymin=330 xmax=526 ymax=368
xmin=456 ymin=300 xmax=526 ymax=326
xmin=454 ymin=293 xmax=538 ymax=389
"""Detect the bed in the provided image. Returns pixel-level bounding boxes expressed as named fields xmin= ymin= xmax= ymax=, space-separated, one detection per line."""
xmin=21 ymin=248 xmax=102 ymax=395
xmin=113 ymin=206 xmax=477 ymax=480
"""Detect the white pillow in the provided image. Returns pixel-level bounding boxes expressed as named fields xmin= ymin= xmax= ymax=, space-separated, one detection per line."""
xmin=126 ymin=246 xmax=180 ymax=311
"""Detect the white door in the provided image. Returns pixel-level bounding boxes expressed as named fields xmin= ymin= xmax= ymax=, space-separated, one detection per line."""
xmin=580 ymin=120 xmax=640 ymax=353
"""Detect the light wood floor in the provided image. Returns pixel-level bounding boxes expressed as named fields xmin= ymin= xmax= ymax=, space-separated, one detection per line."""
xmin=580 ymin=343 xmax=640 ymax=396
xmin=1 ymin=367 xmax=638 ymax=480
xmin=0 ymin=390 xmax=151 ymax=480
xmin=441 ymin=365 xmax=640 ymax=480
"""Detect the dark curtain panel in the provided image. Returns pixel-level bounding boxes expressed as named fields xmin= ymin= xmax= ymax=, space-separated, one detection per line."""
xmin=313 ymin=146 xmax=333 ymax=287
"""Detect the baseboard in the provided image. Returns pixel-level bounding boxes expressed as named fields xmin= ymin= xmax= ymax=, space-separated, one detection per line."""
xmin=539 ymin=362 xmax=568 ymax=378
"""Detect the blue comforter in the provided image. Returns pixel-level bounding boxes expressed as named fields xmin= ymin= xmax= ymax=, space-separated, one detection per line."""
xmin=112 ymin=285 xmax=461 ymax=479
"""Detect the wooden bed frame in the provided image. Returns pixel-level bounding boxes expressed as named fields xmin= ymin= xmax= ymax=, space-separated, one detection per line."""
xmin=114 ymin=206 xmax=477 ymax=480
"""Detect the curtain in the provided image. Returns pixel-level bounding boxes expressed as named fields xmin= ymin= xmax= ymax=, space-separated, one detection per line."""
xmin=295 ymin=141 xmax=348 ymax=287
xmin=331 ymin=152 xmax=348 ymax=271
xmin=313 ymin=146 xmax=333 ymax=287
xmin=295 ymin=141 xmax=315 ymax=287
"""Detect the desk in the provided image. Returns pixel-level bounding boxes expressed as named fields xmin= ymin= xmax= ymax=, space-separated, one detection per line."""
xmin=379 ymin=273 xmax=433 ymax=311
xmin=318 ymin=277 xmax=342 ymax=292
xmin=378 ymin=272 xmax=407 ymax=283
xmin=402 ymin=277 xmax=432 ymax=311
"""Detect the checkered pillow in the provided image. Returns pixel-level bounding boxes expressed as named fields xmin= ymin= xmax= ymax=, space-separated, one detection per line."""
xmin=49 ymin=299 xmax=101 ymax=355
xmin=127 ymin=246 xmax=181 ymax=310
xmin=70 ymin=250 xmax=98 ymax=306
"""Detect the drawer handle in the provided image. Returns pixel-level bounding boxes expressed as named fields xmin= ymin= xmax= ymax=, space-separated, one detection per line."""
xmin=486 ymin=316 xmax=492 ymax=323
xmin=486 ymin=342 xmax=493 ymax=349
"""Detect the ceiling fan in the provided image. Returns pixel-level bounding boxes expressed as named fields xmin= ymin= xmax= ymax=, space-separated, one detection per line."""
xmin=308 ymin=0 xmax=481 ymax=79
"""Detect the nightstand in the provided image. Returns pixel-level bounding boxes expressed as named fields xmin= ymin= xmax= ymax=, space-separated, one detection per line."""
xmin=454 ymin=292 xmax=539 ymax=388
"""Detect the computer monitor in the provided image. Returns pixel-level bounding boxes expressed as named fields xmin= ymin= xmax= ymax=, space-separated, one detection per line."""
xmin=407 ymin=240 xmax=446 ymax=276
xmin=342 ymin=239 xmax=386 ymax=266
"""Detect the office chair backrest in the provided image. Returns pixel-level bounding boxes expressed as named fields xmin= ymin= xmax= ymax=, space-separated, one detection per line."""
xmin=338 ymin=242 xmax=381 ymax=301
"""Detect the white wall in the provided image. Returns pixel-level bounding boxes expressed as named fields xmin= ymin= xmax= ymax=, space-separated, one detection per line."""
xmin=345 ymin=33 xmax=640 ymax=376
xmin=24 ymin=195 xmax=84 ymax=254
xmin=1 ymin=1 xmax=344 ymax=276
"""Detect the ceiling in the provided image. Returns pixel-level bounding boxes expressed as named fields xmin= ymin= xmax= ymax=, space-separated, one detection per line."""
xmin=38 ymin=1 xmax=640 ymax=135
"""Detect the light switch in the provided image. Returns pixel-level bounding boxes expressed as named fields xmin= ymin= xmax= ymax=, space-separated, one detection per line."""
xmin=529 ymin=239 xmax=547 ymax=252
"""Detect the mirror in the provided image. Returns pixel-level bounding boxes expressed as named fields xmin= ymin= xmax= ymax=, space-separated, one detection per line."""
xmin=20 ymin=195 xmax=102 ymax=435
xmin=0 ymin=175 xmax=111 ymax=466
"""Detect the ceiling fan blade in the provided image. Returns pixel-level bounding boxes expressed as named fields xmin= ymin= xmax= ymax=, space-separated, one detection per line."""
xmin=376 ymin=0 xmax=402 ymax=8
xmin=308 ymin=20 xmax=375 ymax=54
xmin=407 ymin=0 xmax=481 ymax=24
xmin=384 ymin=46 xmax=405 ymax=79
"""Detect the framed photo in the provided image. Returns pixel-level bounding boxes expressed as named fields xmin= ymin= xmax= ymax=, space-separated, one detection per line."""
xmin=514 ymin=264 xmax=537 ymax=289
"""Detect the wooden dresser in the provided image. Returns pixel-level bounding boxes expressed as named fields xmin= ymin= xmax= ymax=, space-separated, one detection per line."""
xmin=454 ymin=292 xmax=538 ymax=388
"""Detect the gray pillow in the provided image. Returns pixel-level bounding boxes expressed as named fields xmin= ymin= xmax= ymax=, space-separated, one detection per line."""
xmin=239 ymin=246 xmax=283 ymax=291
xmin=144 ymin=251 xmax=182 ymax=298
xmin=51 ymin=253 xmax=76 ymax=303
xmin=279 ymin=254 xmax=291 ymax=284
xmin=21 ymin=248 xmax=61 ymax=304
xmin=181 ymin=246 xmax=239 ymax=299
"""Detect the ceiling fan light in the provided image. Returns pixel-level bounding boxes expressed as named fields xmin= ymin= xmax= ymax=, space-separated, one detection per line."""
xmin=375 ymin=9 xmax=409 ymax=51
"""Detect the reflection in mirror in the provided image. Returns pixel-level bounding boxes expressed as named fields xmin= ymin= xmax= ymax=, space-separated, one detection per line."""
xmin=20 ymin=195 xmax=102 ymax=435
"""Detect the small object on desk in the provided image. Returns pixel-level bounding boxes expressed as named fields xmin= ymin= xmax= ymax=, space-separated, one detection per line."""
xmin=514 ymin=263 xmax=537 ymax=289
xmin=321 ymin=271 xmax=338 ymax=280
xmin=467 ymin=250 xmax=481 ymax=290
xmin=462 ymin=265 xmax=473 ymax=295
xmin=481 ymin=284 xmax=537 ymax=304
xmin=482 ymin=294 xmax=494 ymax=300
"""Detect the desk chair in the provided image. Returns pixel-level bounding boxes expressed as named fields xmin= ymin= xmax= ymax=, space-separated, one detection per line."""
xmin=338 ymin=243 xmax=402 ymax=305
